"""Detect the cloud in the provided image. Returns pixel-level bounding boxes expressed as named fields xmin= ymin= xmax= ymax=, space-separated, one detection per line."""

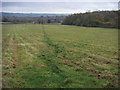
xmin=2 ymin=2 xmax=118 ymax=14
xmin=2 ymin=0 xmax=120 ymax=2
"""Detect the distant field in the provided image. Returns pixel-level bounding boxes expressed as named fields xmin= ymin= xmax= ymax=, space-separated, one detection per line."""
xmin=2 ymin=24 xmax=118 ymax=88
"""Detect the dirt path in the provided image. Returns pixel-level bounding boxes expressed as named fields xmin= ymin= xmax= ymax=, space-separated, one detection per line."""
xmin=12 ymin=35 xmax=18 ymax=69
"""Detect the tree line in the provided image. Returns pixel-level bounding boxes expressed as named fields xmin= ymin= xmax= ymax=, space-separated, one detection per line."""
xmin=2 ymin=16 xmax=65 ymax=24
xmin=62 ymin=10 xmax=120 ymax=28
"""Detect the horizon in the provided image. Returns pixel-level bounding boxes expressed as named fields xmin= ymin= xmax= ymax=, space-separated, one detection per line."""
xmin=1 ymin=9 xmax=119 ymax=15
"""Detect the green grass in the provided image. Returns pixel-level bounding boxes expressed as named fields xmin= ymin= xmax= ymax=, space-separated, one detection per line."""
xmin=2 ymin=24 xmax=118 ymax=88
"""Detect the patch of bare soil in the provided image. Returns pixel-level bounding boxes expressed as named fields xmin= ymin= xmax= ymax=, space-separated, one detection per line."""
xmin=88 ymin=56 xmax=118 ymax=66
xmin=61 ymin=59 xmax=116 ymax=81
xmin=12 ymin=37 xmax=18 ymax=69
xmin=13 ymin=42 xmax=44 ymax=46
xmin=5 ymin=42 xmax=45 ymax=46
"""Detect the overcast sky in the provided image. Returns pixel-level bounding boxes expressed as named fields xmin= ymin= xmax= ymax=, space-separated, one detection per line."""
xmin=2 ymin=0 xmax=119 ymax=14
xmin=2 ymin=0 xmax=120 ymax=2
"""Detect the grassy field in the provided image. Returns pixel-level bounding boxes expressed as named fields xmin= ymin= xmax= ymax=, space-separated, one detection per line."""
xmin=2 ymin=24 xmax=118 ymax=88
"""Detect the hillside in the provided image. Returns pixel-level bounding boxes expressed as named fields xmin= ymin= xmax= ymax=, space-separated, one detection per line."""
xmin=2 ymin=12 xmax=69 ymax=17
xmin=62 ymin=10 xmax=119 ymax=28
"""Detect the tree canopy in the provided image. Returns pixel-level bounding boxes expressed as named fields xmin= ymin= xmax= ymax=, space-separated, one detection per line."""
xmin=62 ymin=10 xmax=119 ymax=28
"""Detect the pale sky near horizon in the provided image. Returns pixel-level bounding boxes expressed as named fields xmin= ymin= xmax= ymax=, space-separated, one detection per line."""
xmin=2 ymin=0 xmax=119 ymax=14
xmin=2 ymin=0 xmax=120 ymax=2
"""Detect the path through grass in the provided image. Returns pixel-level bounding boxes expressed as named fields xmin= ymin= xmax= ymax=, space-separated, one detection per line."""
xmin=2 ymin=24 xmax=118 ymax=88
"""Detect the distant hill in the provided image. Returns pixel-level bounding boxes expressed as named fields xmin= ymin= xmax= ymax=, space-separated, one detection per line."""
xmin=1 ymin=12 xmax=69 ymax=17
xmin=2 ymin=12 xmax=68 ymax=24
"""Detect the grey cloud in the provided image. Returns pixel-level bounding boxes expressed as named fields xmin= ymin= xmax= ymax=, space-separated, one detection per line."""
xmin=2 ymin=2 xmax=118 ymax=13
